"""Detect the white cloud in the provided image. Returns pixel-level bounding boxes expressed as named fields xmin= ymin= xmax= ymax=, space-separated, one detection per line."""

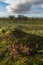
xmin=0 ymin=11 xmax=14 ymax=17
xmin=0 ymin=12 xmax=8 ymax=17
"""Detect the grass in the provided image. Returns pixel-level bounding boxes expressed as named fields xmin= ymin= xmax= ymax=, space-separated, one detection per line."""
xmin=0 ymin=18 xmax=43 ymax=65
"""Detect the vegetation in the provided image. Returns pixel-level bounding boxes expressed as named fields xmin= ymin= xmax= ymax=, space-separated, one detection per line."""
xmin=0 ymin=17 xmax=43 ymax=65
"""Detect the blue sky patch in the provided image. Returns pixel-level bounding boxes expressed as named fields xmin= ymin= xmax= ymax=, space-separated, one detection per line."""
xmin=0 ymin=1 xmax=9 ymax=12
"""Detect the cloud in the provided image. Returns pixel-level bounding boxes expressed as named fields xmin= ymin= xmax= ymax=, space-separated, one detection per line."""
xmin=0 ymin=12 xmax=9 ymax=17
xmin=1 ymin=0 xmax=43 ymax=14
xmin=6 ymin=1 xmax=31 ymax=14
xmin=0 ymin=0 xmax=13 ymax=3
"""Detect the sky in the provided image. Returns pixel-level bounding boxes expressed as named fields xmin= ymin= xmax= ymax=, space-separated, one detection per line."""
xmin=0 ymin=0 xmax=43 ymax=17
